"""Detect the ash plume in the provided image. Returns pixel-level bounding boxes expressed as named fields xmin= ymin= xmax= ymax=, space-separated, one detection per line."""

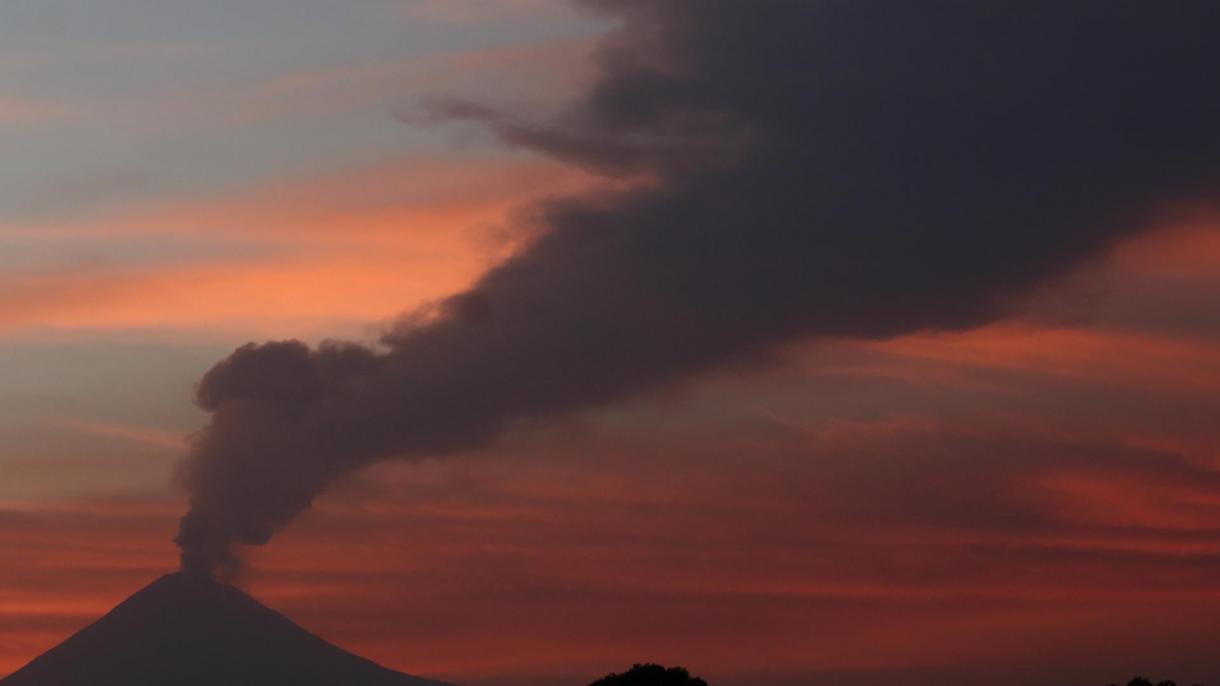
xmin=176 ymin=0 xmax=1220 ymax=577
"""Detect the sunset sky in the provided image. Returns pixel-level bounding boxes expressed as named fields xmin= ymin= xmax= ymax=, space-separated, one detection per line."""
xmin=3 ymin=2 xmax=1220 ymax=686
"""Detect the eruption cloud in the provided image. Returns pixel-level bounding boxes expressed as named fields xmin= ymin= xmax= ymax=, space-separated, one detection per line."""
xmin=176 ymin=0 xmax=1220 ymax=577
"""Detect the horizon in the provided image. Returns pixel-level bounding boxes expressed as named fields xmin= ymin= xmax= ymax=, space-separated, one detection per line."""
xmin=2 ymin=2 xmax=1220 ymax=685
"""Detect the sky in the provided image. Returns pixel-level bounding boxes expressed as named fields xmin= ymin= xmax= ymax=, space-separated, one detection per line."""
xmin=2 ymin=2 xmax=1220 ymax=686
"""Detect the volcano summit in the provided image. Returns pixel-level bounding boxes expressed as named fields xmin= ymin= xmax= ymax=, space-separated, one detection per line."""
xmin=1 ymin=573 xmax=448 ymax=686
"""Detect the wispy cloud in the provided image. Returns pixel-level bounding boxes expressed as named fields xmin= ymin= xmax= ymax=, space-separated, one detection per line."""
xmin=0 ymin=152 xmax=607 ymax=337
xmin=41 ymin=417 xmax=185 ymax=450
xmin=0 ymin=98 xmax=67 ymax=126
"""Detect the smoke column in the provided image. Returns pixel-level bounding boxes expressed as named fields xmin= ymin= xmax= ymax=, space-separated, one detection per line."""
xmin=176 ymin=0 xmax=1220 ymax=577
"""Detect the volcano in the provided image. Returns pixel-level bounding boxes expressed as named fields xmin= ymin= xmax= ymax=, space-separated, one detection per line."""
xmin=0 ymin=573 xmax=450 ymax=686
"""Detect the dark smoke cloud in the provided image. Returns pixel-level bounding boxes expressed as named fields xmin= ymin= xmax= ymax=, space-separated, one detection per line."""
xmin=176 ymin=0 xmax=1220 ymax=576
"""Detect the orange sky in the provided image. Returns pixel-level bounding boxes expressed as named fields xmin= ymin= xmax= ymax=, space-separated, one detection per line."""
xmin=3 ymin=5 xmax=1220 ymax=685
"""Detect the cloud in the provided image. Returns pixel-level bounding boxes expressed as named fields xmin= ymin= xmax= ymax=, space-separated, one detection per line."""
xmin=402 ymin=0 xmax=568 ymax=24
xmin=176 ymin=0 xmax=1220 ymax=577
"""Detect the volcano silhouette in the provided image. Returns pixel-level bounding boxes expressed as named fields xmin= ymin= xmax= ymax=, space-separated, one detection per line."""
xmin=0 ymin=572 xmax=449 ymax=686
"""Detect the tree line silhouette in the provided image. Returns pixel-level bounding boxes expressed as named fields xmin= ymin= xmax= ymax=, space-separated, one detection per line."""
xmin=588 ymin=664 xmax=706 ymax=686
xmin=583 ymin=665 xmax=1204 ymax=686
xmin=1112 ymin=673 xmax=1205 ymax=678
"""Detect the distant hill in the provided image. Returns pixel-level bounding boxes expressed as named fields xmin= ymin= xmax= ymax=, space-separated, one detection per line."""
xmin=0 ymin=572 xmax=449 ymax=686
